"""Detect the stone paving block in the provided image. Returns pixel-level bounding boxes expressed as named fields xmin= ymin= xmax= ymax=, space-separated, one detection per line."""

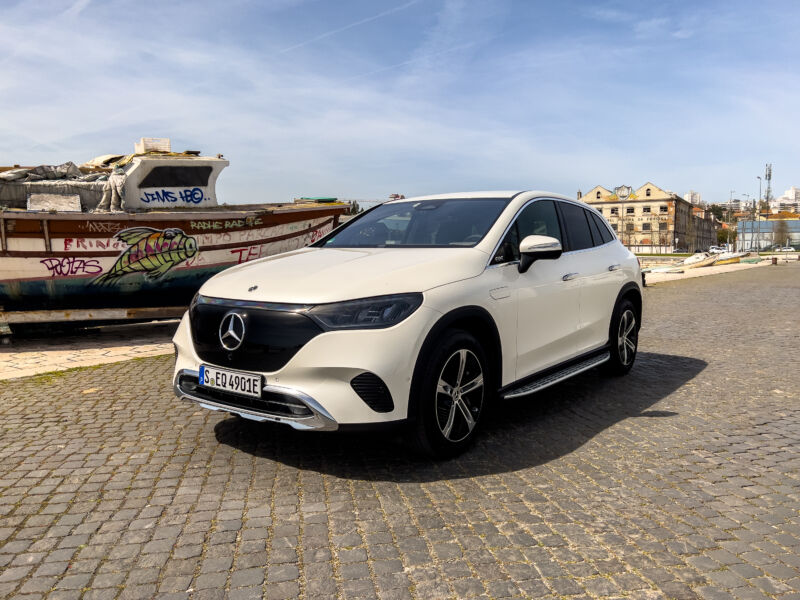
xmin=1 ymin=265 xmax=800 ymax=598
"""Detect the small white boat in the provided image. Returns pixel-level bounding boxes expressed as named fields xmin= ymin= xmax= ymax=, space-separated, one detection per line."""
xmin=647 ymin=265 xmax=685 ymax=273
xmin=682 ymin=253 xmax=718 ymax=268
xmin=683 ymin=252 xmax=709 ymax=265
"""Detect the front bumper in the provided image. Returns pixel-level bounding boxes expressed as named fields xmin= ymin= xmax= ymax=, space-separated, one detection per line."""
xmin=172 ymin=305 xmax=440 ymax=428
xmin=174 ymin=368 xmax=338 ymax=431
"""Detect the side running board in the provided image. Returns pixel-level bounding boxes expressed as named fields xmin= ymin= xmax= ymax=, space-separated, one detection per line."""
xmin=503 ymin=352 xmax=610 ymax=399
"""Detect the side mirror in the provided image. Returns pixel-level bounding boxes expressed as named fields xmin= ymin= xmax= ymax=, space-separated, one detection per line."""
xmin=519 ymin=235 xmax=562 ymax=273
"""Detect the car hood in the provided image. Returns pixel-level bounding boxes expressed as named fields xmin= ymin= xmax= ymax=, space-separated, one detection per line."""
xmin=199 ymin=247 xmax=489 ymax=304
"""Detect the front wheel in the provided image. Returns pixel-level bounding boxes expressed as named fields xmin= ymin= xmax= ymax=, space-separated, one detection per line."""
xmin=605 ymin=299 xmax=639 ymax=375
xmin=410 ymin=329 xmax=488 ymax=458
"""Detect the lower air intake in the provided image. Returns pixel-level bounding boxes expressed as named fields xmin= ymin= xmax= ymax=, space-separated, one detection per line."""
xmin=350 ymin=372 xmax=394 ymax=413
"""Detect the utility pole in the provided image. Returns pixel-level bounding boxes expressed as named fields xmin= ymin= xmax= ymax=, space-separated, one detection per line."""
xmin=757 ymin=176 xmax=763 ymax=251
xmin=728 ymin=190 xmax=734 ymax=248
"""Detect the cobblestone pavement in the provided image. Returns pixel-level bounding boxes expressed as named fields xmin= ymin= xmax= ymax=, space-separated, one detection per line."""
xmin=0 ymin=264 xmax=798 ymax=600
xmin=0 ymin=321 xmax=176 ymax=381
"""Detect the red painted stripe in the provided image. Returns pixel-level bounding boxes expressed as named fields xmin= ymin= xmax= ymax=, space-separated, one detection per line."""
xmin=0 ymin=218 xmax=333 ymax=259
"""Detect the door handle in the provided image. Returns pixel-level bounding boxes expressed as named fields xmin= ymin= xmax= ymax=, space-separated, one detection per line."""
xmin=608 ymin=264 xmax=621 ymax=271
xmin=562 ymin=272 xmax=578 ymax=281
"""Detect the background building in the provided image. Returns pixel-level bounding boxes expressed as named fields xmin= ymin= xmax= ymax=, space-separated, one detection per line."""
xmin=737 ymin=214 xmax=800 ymax=250
xmin=769 ymin=187 xmax=800 ymax=213
xmin=683 ymin=190 xmax=702 ymax=205
xmin=727 ymin=198 xmax=744 ymax=213
xmin=581 ymin=182 xmax=717 ymax=253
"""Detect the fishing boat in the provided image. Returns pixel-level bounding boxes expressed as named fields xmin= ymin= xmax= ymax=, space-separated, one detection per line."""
xmin=0 ymin=139 xmax=348 ymax=332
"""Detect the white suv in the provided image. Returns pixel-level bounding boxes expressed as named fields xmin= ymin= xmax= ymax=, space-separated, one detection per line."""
xmin=173 ymin=191 xmax=643 ymax=456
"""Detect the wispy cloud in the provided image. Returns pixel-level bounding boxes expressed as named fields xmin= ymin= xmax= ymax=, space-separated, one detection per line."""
xmin=584 ymin=6 xmax=633 ymax=23
xmin=63 ymin=0 xmax=91 ymax=17
xmin=278 ymin=0 xmax=424 ymax=54
xmin=0 ymin=0 xmax=798 ymax=203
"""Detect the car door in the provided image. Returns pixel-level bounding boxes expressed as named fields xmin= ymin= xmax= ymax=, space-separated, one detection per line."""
xmin=492 ymin=199 xmax=580 ymax=381
xmin=556 ymin=202 xmax=627 ymax=354
xmin=579 ymin=209 xmax=628 ymax=351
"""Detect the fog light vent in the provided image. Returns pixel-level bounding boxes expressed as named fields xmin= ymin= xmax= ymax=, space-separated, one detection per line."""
xmin=350 ymin=372 xmax=394 ymax=413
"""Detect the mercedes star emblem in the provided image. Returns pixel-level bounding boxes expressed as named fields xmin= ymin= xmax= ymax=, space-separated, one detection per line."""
xmin=219 ymin=311 xmax=246 ymax=351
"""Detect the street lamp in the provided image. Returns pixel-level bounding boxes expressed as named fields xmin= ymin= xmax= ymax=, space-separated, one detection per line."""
xmin=757 ymin=176 xmax=762 ymax=206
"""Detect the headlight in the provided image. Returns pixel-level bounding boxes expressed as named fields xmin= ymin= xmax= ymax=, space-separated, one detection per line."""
xmin=308 ymin=293 xmax=423 ymax=330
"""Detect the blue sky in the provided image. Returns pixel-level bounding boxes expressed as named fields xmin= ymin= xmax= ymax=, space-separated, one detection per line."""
xmin=1 ymin=0 xmax=798 ymax=205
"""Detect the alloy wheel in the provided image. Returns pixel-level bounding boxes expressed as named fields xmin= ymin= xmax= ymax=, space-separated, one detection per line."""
xmin=435 ymin=348 xmax=484 ymax=442
xmin=617 ymin=309 xmax=637 ymax=366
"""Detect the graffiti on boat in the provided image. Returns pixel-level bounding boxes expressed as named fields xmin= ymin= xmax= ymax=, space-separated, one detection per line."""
xmin=41 ymin=257 xmax=103 ymax=278
xmin=93 ymin=227 xmax=198 ymax=285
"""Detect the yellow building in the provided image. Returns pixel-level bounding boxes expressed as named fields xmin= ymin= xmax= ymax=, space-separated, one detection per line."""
xmin=579 ymin=182 xmax=717 ymax=253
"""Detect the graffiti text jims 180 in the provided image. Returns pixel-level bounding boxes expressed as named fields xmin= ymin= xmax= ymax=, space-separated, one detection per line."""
xmin=139 ymin=188 xmax=206 ymax=204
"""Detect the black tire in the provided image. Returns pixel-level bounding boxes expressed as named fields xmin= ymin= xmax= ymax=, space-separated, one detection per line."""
xmin=605 ymin=298 xmax=639 ymax=375
xmin=410 ymin=329 xmax=488 ymax=458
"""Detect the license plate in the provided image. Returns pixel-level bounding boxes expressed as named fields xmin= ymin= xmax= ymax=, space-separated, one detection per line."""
xmin=199 ymin=365 xmax=262 ymax=398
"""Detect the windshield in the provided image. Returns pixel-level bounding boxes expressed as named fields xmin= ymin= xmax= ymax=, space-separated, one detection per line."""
xmin=317 ymin=198 xmax=509 ymax=248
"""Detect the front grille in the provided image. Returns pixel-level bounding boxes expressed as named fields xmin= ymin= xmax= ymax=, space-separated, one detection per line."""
xmin=350 ymin=372 xmax=394 ymax=413
xmin=178 ymin=374 xmax=312 ymax=417
xmin=190 ymin=298 xmax=323 ymax=372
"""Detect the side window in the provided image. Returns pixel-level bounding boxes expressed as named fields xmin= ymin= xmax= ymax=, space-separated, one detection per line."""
xmin=492 ymin=200 xmax=562 ymax=264
xmin=516 ymin=200 xmax=562 ymax=244
xmin=589 ymin=211 xmax=614 ymax=244
xmin=559 ymin=202 xmax=594 ymax=251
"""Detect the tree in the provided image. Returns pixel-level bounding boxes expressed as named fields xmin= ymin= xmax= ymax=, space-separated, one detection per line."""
xmin=773 ymin=219 xmax=789 ymax=247
xmin=709 ymin=204 xmax=725 ymax=220
xmin=758 ymin=199 xmax=770 ymax=212
xmin=717 ymin=228 xmax=736 ymax=245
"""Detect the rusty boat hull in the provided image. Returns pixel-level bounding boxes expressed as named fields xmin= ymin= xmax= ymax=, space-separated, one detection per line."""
xmin=0 ymin=203 xmax=347 ymax=313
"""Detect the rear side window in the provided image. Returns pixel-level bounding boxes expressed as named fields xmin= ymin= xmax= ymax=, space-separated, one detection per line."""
xmin=559 ymin=202 xmax=594 ymax=251
xmin=588 ymin=211 xmax=614 ymax=244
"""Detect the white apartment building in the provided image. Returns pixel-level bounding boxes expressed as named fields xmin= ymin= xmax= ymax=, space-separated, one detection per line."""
xmin=770 ymin=187 xmax=800 ymax=213
xmin=727 ymin=199 xmax=743 ymax=212
xmin=683 ymin=190 xmax=702 ymax=205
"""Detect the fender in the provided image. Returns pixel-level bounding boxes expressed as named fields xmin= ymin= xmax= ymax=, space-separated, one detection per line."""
xmin=609 ymin=281 xmax=643 ymax=338
xmin=407 ymin=305 xmax=502 ymax=420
